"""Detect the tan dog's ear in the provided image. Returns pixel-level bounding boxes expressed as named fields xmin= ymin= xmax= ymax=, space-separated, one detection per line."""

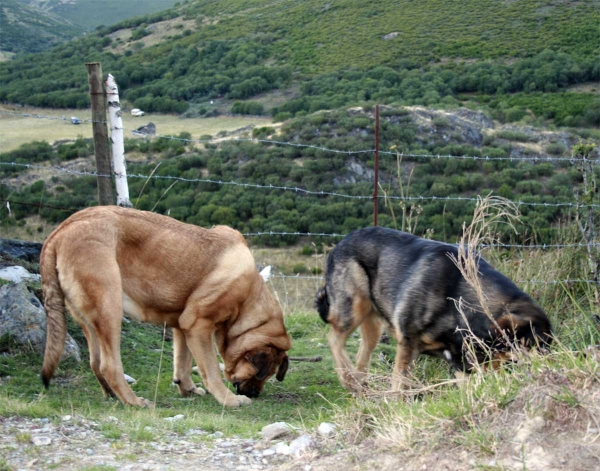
xmin=245 ymin=351 xmax=274 ymax=380
xmin=276 ymin=355 xmax=289 ymax=382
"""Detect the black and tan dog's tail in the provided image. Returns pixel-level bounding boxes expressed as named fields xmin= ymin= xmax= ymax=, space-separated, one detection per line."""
xmin=39 ymin=239 xmax=67 ymax=389
xmin=315 ymin=286 xmax=330 ymax=324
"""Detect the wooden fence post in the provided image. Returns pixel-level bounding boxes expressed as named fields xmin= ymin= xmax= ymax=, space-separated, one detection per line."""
xmin=85 ymin=62 xmax=114 ymax=206
xmin=105 ymin=74 xmax=132 ymax=207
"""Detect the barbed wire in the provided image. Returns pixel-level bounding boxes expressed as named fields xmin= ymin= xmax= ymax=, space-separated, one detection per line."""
xmin=153 ymin=133 xmax=594 ymax=164
xmin=2 ymin=110 xmax=597 ymax=164
xmin=241 ymin=231 xmax=595 ymax=249
xmin=268 ymin=274 xmax=599 ymax=284
xmin=2 ymin=162 xmax=598 ymax=210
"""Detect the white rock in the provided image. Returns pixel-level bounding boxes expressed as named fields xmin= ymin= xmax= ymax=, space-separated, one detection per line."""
xmin=274 ymin=442 xmax=291 ymax=455
xmin=317 ymin=422 xmax=337 ymax=437
xmin=123 ymin=374 xmax=136 ymax=384
xmin=31 ymin=436 xmax=51 ymax=446
xmin=289 ymin=434 xmax=313 ymax=457
xmin=61 ymin=415 xmax=72 ymax=422
xmin=261 ymin=422 xmax=293 ymax=441
xmin=305 ymin=466 xmax=312 ymax=471
xmin=164 ymin=414 xmax=185 ymax=422
xmin=262 ymin=449 xmax=276 ymax=457
xmin=0 ymin=266 xmax=41 ymax=283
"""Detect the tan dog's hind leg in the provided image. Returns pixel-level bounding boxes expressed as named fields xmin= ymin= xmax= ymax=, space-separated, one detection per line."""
xmin=65 ymin=262 xmax=151 ymax=407
xmin=81 ymin=322 xmax=115 ymax=398
xmin=183 ymin=319 xmax=251 ymax=407
xmin=355 ymin=314 xmax=383 ymax=386
xmin=172 ymin=328 xmax=205 ymax=397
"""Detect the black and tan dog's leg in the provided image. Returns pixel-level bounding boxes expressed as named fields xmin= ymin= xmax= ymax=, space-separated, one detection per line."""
xmin=391 ymin=339 xmax=418 ymax=391
xmin=172 ymin=327 xmax=206 ymax=397
xmin=183 ymin=317 xmax=251 ymax=407
xmin=355 ymin=314 xmax=384 ymax=387
xmin=328 ymin=327 xmax=365 ymax=392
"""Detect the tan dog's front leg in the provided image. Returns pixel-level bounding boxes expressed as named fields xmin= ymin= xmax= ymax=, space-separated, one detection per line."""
xmin=173 ymin=328 xmax=205 ymax=397
xmin=328 ymin=328 xmax=365 ymax=392
xmin=184 ymin=322 xmax=251 ymax=407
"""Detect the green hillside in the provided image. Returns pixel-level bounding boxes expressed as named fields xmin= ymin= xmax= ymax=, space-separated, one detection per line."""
xmin=23 ymin=0 xmax=180 ymax=30
xmin=0 ymin=1 xmax=598 ymax=125
xmin=0 ymin=0 xmax=84 ymax=54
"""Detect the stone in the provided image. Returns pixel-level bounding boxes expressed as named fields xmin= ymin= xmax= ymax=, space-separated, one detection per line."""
xmin=317 ymin=422 xmax=337 ymax=437
xmin=274 ymin=442 xmax=291 ymax=455
xmin=31 ymin=436 xmax=51 ymax=446
xmin=0 ymin=282 xmax=80 ymax=361
xmin=164 ymin=414 xmax=184 ymax=422
xmin=261 ymin=422 xmax=293 ymax=441
xmin=0 ymin=266 xmax=40 ymax=283
xmin=123 ymin=374 xmax=137 ymax=384
xmin=0 ymin=238 xmax=43 ymax=263
xmin=289 ymin=435 xmax=313 ymax=457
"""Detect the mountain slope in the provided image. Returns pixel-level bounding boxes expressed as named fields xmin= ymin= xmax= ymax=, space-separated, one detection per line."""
xmin=0 ymin=1 xmax=598 ymax=125
xmin=0 ymin=0 xmax=84 ymax=54
xmin=21 ymin=0 xmax=180 ymax=30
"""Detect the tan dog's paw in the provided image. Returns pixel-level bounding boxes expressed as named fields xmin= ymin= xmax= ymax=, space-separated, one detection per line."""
xmin=188 ymin=386 xmax=206 ymax=396
xmin=133 ymin=397 xmax=153 ymax=408
xmin=221 ymin=393 xmax=252 ymax=407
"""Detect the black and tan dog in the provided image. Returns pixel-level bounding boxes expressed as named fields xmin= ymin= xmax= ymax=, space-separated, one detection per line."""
xmin=315 ymin=227 xmax=552 ymax=391
xmin=41 ymin=206 xmax=290 ymax=407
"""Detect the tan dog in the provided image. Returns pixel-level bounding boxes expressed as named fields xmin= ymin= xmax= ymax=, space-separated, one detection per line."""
xmin=40 ymin=206 xmax=291 ymax=407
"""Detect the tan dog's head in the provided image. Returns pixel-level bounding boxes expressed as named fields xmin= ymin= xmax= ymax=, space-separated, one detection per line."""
xmin=221 ymin=276 xmax=292 ymax=398
xmin=225 ymin=346 xmax=289 ymax=398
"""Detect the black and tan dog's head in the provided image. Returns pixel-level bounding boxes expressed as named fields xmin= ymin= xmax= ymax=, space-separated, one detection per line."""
xmin=225 ymin=346 xmax=289 ymax=398
xmin=447 ymin=299 xmax=553 ymax=372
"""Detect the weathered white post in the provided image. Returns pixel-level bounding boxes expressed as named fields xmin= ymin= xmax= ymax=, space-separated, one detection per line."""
xmin=105 ymin=73 xmax=132 ymax=208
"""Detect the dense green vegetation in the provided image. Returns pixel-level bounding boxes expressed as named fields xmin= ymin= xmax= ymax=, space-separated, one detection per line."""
xmin=2 ymin=108 xmax=598 ymax=246
xmin=0 ymin=0 xmax=181 ymax=55
xmin=0 ymin=1 xmax=598 ymax=124
xmin=0 ymin=0 xmax=84 ymax=54
xmin=28 ymin=0 xmax=180 ymax=31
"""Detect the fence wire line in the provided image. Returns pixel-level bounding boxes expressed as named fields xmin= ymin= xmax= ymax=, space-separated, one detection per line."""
xmin=154 ymin=133 xmax=593 ymax=164
xmin=3 ymin=110 xmax=597 ymax=165
xmin=3 ymin=162 xmax=598 ymax=210
xmin=268 ymin=274 xmax=599 ymax=284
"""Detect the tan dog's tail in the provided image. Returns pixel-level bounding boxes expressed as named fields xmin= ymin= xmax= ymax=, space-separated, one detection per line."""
xmin=40 ymin=239 xmax=67 ymax=388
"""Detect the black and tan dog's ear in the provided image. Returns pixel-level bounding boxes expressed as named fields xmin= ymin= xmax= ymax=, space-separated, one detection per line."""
xmin=276 ymin=355 xmax=289 ymax=382
xmin=245 ymin=351 xmax=274 ymax=380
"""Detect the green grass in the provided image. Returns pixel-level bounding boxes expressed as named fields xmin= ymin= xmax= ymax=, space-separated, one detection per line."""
xmin=0 ymin=312 xmax=354 ymax=437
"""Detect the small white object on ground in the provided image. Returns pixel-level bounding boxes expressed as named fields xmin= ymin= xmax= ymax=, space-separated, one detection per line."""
xmin=31 ymin=436 xmax=51 ymax=446
xmin=289 ymin=435 xmax=313 ymax=457
xmin=317 ymin=422 xmax=337 ymax=437
xmin=123 ymin=374 xmax=136 ymax=384
xmin=261 ymin=422 xmax=293 ymax=441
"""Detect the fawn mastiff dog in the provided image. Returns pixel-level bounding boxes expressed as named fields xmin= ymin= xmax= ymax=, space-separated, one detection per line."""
xmin=40 ymin=207 xmax=291 ymax=407
xmin=315 ymin=227 xmax=552 ymax=391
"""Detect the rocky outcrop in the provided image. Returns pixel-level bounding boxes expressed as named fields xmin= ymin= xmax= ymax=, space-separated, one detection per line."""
xmin=0 ymin=238 xmax=43 ymax=265
xmin=0 ymin=282 xmax=80 ymax=361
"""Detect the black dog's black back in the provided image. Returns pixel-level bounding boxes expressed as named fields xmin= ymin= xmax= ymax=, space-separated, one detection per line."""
xmin=317 ymin=227 xmax=552 ymax=371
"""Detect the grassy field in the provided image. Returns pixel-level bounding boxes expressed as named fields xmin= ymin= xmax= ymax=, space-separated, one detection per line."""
xmin=0 ymin=106 xmax=273 ymax=153
xmin=1 ymin=195 xmax=598 ymax=468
